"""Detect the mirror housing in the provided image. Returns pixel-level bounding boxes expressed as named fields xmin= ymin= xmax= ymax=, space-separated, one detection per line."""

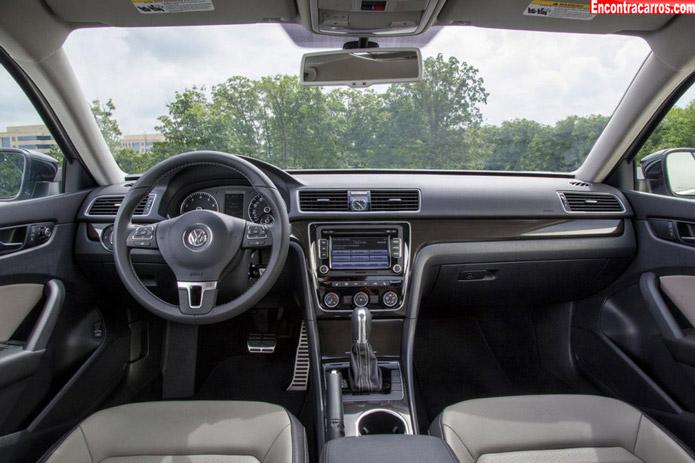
xmin=301 ymin=48 xmax=422 ymax=88
xmin=0 ymin=149 xmax=59 ymax=201
xmin=641 ymin=148 xmax=695 ymax=198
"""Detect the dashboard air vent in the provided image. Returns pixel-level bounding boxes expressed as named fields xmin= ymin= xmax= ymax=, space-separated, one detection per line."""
xmin=569 ymin=181 xmax=591 ymax=187
xmin=88 ymin=194 xmax=154 ymax=216
xmin=298 ymin=190 xmax=349 ymax=211
xmin=370 ymin=190 xmax=420 ymax=211
xmin=559 ymin=192 xmax=624 ymax=213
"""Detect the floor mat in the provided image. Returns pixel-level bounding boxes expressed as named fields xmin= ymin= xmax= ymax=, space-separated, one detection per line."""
xmin=414 ymin=314 xmax=577 ymax=430
xmin=196 ymin=354 xmax=307 ymax=418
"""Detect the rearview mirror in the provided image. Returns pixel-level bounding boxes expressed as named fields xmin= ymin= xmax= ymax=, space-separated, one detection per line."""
xmin=301 ymin=48 xmax=422 ymax=88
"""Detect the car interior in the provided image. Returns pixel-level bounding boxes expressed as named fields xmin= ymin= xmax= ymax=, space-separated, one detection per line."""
xmin=1 ymin=1 xmax=695 ymax=462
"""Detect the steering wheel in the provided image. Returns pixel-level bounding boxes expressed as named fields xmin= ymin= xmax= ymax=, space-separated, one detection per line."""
xmin=112 ymin=151 xmax=290 ymax=324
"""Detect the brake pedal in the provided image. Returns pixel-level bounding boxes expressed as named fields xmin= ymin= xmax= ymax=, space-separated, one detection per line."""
xmin=287 ymin=321 xmax=310 ymax=391
xmin=247 ymin=333 xmax=277 ymax=354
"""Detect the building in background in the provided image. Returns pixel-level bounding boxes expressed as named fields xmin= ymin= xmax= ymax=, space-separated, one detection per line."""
xmin=0 ymin=125 xmax=57 ymax=153
xmin=120 ymin=133 xmax=165 ymax=153
xmin=1 ymin=125 xmax=165 ymax=154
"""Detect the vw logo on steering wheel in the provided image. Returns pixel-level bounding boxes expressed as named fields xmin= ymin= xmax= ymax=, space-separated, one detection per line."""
xmin=183 ymin=224 xmax=212 ymax=251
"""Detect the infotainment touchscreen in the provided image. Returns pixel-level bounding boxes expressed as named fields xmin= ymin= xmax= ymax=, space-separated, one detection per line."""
xmin=330 ymin=236 xmax=390 ymax=270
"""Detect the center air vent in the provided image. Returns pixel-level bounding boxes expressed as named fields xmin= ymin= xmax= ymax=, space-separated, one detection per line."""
xmin=87 ymin=194 xmax=155 ymax=216
xmin=371 ymin=190 xmax=420 ymax=211
xmin=558 ymin=192 xmax=624 ymax=213
xmin=298 ymin=190 xmax=349 ymax=211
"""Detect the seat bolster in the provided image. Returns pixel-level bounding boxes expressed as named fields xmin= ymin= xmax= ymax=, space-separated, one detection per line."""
xmin=432 ymin=395 xmax=645 ymax=461
xmin=44 ymin=427 xmax=92 ymax=463
xmin=45 ymin=401 xmax=299 ymax=463
xmin=634 ymin=415 xmax=695 ymax=463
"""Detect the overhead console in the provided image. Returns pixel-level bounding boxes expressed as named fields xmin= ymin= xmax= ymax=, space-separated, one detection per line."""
xmin=307 ymin=0 xmax=446 ymax=36
xmin=310 ymin=223 xmax=409 ymax=312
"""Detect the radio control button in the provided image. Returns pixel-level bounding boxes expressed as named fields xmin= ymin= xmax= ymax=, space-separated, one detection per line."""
xmin=319 ymin=265 xmax=329 ymax=275
xmin=318 ymin=239 xmax=329 ymax=259
xmin=353 ymin=291 xmax=369 ymax=307
xmin=324 ymin=292 xmax=340 ymax=309
xmin=392 ymin=264 xmax=403 ymax=274
xmin=382 ymin=291 xmax=399 ymax=308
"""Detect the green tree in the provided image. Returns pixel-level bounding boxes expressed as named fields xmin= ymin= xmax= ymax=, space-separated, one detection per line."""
xmin=637 ymin=100 xmax=695 ymax=163
xmin=91 ymin=99 xmax=123 ymax=153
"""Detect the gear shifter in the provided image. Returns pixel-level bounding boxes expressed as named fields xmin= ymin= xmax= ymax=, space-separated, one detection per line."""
xmin=348 ymin=306 xmax=382 ymax=393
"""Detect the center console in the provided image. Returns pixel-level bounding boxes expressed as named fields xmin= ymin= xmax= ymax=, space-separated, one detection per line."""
xmin=308 ymin=222 xmax=414 ymax=442
xmin=309 ymin=223 xmax=410 ymax=312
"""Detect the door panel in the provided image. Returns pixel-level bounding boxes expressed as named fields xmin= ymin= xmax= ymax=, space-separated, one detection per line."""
xmin=0 ymin=284 xmax=43 ymax=341
xmin=0 ymin=190 xmax=130 ymax=463
xmin=572 ymin=189 xmax=695 ymax=451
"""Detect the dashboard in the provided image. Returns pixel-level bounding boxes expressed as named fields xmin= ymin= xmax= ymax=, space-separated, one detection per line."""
xmin=170 ymin=186 xmax=275 ymax=224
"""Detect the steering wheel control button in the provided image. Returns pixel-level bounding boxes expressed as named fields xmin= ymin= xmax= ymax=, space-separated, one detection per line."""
xmin=392 ymin=264 xmax=403 ymax=274
xmin=183 ymin=224 xmax=212 ymax=251
xmin=382 ymin=290 xmax=399 ymax=308
xmin=244 ymin=224 xmax=271 ymax=247
xmin=353 ymin=291 xmax=369 ymax=307
xmin=319 ymin=265 xmax=329 ymax=275
xmin=127 ymin=225 xmax=158 ymax=248
xmin=324 ymin=292 xmax=340 ymax=309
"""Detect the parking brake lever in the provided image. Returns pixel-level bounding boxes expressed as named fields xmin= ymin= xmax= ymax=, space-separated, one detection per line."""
xmin=326 ymin=369 xmax=345 ymax=440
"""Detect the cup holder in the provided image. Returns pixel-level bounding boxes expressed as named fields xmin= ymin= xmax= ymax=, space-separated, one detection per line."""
xmin=356 ymin=409 xmax=408 ymax=435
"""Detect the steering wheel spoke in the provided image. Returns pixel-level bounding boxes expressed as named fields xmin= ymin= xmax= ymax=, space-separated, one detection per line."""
xmin=125 ymin=223 xmax=159 ymax=250
xmin=177 ymin=280 xmax=218 ymax=314
xmin=242 ymin=221 xmax=274 ymax=249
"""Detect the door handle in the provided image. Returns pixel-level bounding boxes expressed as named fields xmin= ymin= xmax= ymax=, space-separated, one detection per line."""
xmin=640 ymin=272 xmax=695 ymax=367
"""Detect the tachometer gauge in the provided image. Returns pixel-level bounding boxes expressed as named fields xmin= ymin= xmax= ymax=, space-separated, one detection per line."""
xmin=179 ymin=191 xmax=219 ymax=215
xmin=248 ymin=194 xmax=274 ymax=224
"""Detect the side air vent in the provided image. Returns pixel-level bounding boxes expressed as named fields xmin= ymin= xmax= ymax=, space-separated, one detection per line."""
xmin=298 ymin=190 xmax=349 ymax=211
xmin=558 ymin=192 xmax=624 ymax=213
xmin=87 ymin=194 xmax=155 ymax=216
xmin=569 ymin=181 xmax=591 ymax=187
xmin=371 ymin=190 xmax=420 ymax=211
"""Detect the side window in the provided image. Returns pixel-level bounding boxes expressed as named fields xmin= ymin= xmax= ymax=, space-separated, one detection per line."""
xmin=0 ymin=64 xmax=63 ymax=202
xmin=636 ymin=84 xmax=695 ymax=199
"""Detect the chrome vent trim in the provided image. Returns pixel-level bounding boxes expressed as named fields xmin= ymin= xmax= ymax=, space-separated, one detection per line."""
xmin=298 ymin=190 xmax=349 ymax=211
xmin=558 ymin=192 xmax=625 ymax=213
xmin=86 ymin=194 xmax=155 ymax=217
xmin=298 ymin=189 xmax=421 ymax=212
xmin=370 ymin=190 xmax=420 ymax=212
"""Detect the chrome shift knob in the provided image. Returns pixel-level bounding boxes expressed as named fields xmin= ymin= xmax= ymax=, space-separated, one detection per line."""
xmin=351 ymin=306 xmax=372 ymax=344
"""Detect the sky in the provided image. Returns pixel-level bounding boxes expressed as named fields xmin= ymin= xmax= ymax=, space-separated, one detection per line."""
xmin=3 ymin=23 xmax=653 ymax=135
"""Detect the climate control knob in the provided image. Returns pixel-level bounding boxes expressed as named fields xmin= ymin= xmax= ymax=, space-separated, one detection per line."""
xmin=353 ymin=291 xmax=369 ymax=307
xmin=324 ymin=292 xmax=340 ymax=309
xmin=382 ymin=290 xmax=399 ymax=308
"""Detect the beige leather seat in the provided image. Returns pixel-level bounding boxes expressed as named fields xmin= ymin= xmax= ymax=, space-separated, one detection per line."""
xmin=430 ymin=395 xmax=695 ymax=463
xmin=43 ymin=401 xmax=307 ymax=463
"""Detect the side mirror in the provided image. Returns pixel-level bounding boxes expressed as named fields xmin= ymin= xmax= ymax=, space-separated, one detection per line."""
xmin=664 ymin=150 xmax=695 ymax=197
xmin=0 ymin=149 xmax=59 ymax=202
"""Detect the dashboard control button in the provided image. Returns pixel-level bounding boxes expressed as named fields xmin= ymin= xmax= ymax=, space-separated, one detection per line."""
xmin=324 ymin=292 xmax=340 ymax=309
xmin=382 ymin=290 xmax=399 ymax=308
xmin=318 ymin=239 xmax=329 ymax=259
xmin=392 ymin=264 xmax=403 ymax=274
xmin=319 ymin=265 xmax=329 ymax=275
xmin=390 ymin=238 xmax=402 ymax=258
xmin=353 ymin=291 xmax=369 ymax=307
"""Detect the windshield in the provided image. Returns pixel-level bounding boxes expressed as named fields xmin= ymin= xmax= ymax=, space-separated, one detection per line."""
xmin=62 ymin=25 xmax=649 ymax=173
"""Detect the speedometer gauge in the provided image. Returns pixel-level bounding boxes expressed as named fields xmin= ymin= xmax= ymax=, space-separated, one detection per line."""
xmin=180 ymin=192 xmax=219 ymax=215
xmin=248 ymin=194 xmax=274 ymax=224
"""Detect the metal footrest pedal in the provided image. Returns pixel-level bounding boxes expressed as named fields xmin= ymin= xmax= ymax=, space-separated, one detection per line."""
xmin=247 ymin=333 xmax=277 ymax=354
xmin=287 ymin=321 xmax=310 ymax=391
